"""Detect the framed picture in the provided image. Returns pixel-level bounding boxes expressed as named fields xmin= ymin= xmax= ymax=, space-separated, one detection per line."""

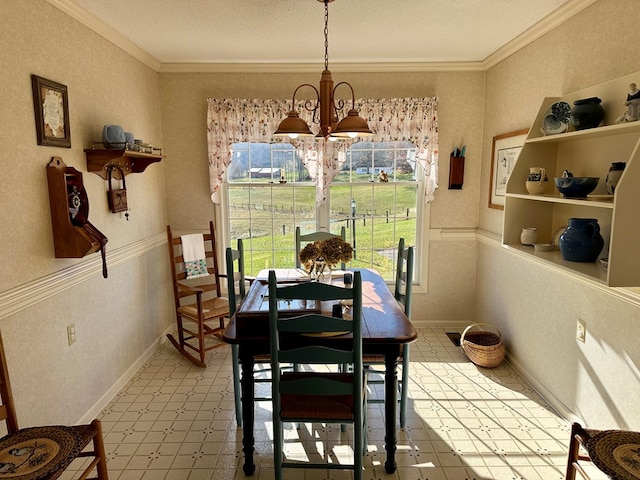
xmin=489 ymin=129 xmax=528 ymax=209
xmin=31 ymin=75 xmax=71 ymax=148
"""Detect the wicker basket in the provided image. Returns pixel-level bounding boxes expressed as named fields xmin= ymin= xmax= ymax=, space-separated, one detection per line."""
xmin=460 ymin=323 xmax=505 ymax=368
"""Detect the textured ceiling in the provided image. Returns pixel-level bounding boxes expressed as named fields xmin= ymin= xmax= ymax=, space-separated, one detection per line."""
xmin=64 ymin=0 xmax=588 ymax=68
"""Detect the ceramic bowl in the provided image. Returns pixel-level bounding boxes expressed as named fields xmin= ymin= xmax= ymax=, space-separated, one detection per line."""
xmin=554 ymin=177 xmax=599 ymax=197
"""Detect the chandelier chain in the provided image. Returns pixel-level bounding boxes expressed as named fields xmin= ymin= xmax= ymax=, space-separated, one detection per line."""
xmin=324 ymin=0 xmax=329 ymax=70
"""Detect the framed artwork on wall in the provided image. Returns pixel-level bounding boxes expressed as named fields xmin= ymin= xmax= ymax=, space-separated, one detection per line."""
xmin=489 ymin=129 xmax=528 ymax=209
xmin=31 ymin=75 xmax=71 ymax=148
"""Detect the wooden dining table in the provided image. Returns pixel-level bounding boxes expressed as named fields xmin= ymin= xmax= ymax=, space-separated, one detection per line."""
xmin=222 ymin=268 xmax=418 ymax=475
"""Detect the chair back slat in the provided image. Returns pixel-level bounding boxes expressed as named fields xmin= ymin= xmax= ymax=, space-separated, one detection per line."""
xmin=279 ymin=376 xmax=354 ymax=396
xmin=225 ymin=239 xmax=247 ymax=317
xmin=394 ymin=238 xmax=414 ymax=320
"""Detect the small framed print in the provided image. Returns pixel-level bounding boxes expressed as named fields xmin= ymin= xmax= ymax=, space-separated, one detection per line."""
xmin=489 ymin=129 xmax=528 ymax=209
xmin=31 ymin=75 xmax=71 ymax=148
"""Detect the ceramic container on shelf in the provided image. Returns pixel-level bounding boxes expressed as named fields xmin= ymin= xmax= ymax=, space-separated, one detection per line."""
xmin=605 ymin=161 xmax=626 ymax=194
xmin=570 ymin=97 xmax=605 ymax=130
xmin=525 ymin=167 xmax=548 ymax=194
xmin=558 ymin=218 xmax=604 ymax=262
xmin=520 ymin=227 xmax=538 ymax=246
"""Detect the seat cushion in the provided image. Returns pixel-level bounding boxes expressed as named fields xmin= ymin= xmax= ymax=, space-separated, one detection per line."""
xmin=0 ymin=424 xmax=96 ymax=480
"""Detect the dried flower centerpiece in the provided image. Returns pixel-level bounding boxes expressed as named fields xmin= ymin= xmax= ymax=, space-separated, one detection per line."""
xmin=299 ymin=236 xmax=353 ymax=279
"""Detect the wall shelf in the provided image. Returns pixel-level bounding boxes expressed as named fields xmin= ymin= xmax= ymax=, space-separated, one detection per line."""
xmin=502 ymin=72 xmax=640 ymax=287
xmin=84 ymin=145 xmax=163 ymax=180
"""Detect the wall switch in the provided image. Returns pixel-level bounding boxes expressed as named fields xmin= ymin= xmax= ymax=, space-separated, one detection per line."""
xmin=576 ymin=319 xmax=586 ymax=343
xmin=67 ymin=324 xmax=76 ymax=345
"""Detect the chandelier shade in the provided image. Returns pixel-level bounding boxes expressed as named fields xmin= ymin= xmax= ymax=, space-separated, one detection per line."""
xmin=273 ymin=0 xmax=372 ymax=140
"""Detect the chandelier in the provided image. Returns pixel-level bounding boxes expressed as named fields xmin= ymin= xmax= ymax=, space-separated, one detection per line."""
xmin=273 ymin=0 xmax=373 ymax=140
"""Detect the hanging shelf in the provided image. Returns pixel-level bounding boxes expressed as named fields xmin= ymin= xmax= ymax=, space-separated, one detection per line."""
xmin=84 ymin=142 xmax=163 ymax=180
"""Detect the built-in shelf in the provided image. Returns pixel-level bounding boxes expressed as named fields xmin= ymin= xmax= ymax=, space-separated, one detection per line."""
xmin=502 ymin=71 xmax=640 ymax=287
xmin=84 ymin=146 xmax=163 ymax=180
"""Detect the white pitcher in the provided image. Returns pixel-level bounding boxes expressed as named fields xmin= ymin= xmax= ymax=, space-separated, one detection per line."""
xmin=525 ymin=167 xmax=548 ymax=194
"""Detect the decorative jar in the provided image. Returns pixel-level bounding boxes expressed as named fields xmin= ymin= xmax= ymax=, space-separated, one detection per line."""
xmin=520 ymin=227 xmax=538 ymax=246
xmin=570 ymin=97 xmax=604 ymax=130
xmin=558 ymin=218 xmax=604 ymax=262
xmin=605 ymin=161 xmax=626 ymax=194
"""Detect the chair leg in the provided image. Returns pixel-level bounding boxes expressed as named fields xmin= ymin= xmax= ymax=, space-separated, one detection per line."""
xmin=273 ymin=416 xmax=284 ymax=480
xmin=400 ymin=345 xmax=410 ymax=428
xmin=232 ymin=344 xmax=242 ymax=426
xmin=91 ymin=419 xmax=109 ymax=480
xmin=566 ymin=422 xmax=584 ymax=480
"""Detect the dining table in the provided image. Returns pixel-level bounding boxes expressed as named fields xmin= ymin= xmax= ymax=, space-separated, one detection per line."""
xmin=222 ymin=267 xmax=418 ymax=475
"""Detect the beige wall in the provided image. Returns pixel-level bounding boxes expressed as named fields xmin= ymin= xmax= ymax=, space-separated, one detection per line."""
xmin=478 ymin=0 xmax=640 ymax=429
xmin=0 ymin=0 xmax=173 ymax=426
xmin=160 ymin=71 xmax=485 ymax=322
xmin=4 ymin=0 xmax=638 ymax=432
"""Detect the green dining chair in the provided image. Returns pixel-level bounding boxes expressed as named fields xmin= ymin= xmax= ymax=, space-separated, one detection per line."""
xmin=226 ymin=239 xmax=271 ymax=427
xmin=364 ymin=237 xmax=414 ymax=427
xmin=268 ymin=269 xmax=366 ymax=480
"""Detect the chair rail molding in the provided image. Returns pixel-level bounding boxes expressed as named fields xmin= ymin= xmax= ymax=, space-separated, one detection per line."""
xmin=476 ymin=228 xmax=640 ymax=306
xmin=0 ymin=233 xmax=166 ymax=321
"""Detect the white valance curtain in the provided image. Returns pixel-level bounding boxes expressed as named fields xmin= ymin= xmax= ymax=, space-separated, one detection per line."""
xmin=206 ymin=97 xmax=438 ymax=204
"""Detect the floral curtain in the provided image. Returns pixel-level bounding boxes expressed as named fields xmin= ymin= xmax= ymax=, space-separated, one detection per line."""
xmin=206 ymin=97 xmax=438 ymax=204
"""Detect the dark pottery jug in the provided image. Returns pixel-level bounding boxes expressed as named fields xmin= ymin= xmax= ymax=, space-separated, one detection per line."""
xmin=559 ymin=218 xmax=604 ymax=262
xmin=570 ymin=97 xmax=604 ymax=130
xmin=605 ymin=161 xmax=626 ymax=194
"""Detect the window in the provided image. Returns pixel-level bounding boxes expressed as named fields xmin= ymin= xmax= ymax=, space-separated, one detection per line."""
xmin=225 ymin=141 xmax=423 ymax=281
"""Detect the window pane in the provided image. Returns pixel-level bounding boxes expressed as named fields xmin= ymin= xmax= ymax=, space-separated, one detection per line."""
xmin=227 ymin=141 xmax=421 ymax=281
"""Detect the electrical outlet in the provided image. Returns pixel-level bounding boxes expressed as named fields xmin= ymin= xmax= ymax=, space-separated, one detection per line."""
xmin=576 ymin=319 xmax=586 ymax=343
xmin=67 ymin=324 xmax=76 ymax=345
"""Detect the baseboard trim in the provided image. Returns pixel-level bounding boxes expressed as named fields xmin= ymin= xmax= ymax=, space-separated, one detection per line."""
xmin=78 ymin=323 xmax=174 ymax=424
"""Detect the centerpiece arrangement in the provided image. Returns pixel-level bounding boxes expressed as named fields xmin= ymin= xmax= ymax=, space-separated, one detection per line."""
xmin=299 ymin=236 xmax=353 ymax=280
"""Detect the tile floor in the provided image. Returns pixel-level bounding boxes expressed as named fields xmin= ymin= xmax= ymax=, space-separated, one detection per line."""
xmin=71 ymin=327 xmax=606 ymax=480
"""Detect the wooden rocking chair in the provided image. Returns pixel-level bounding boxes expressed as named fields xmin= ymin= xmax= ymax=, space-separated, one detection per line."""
xmin=166 ymin=221 xmax=229 ymax=367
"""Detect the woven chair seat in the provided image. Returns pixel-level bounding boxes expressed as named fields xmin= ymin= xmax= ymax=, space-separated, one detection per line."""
xmin=178 ymin=297 xmax=229 ymax=321
xmin=0 ymin=424 xmax=99 ymax=480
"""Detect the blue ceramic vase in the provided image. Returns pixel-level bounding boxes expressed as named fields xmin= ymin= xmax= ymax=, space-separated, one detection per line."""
xmin=559 ymin=218 xmax=604 ymax=262
xmin=570 ymin=97 xmax=604 ymax=130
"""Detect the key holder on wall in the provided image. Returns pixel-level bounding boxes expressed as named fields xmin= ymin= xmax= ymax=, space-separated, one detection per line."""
xmin=107 ymin=165 xmax=129 ymax=218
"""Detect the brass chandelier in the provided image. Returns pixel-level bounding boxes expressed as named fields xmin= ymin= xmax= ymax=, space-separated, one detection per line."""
xmin=273 ymin=0 xmax=373 ymax=140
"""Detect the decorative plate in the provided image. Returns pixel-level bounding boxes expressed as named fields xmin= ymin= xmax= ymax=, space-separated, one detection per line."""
xmin=541 ymin=101 xmax=571 ymax=135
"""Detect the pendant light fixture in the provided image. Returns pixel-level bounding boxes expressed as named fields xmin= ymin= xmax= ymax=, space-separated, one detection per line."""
xmin=273 ymin=0 xmax=373 ymax=140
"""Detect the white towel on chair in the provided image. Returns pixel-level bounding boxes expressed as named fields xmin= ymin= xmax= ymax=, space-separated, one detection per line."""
xmin=181 ymin=233 xmax=209 ymax=279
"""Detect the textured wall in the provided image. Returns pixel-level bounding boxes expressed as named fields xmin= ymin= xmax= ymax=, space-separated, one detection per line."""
xmin=160 ymin=70 xmax=485 ymax=322
xmin=478 ymin=0 xmax=640 ymax=429
xmin=0 ymin=0 xmax=173 ymax=426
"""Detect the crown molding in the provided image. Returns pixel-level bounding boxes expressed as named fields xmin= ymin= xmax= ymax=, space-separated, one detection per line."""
xmin=50 ymin=0 xmax=596 ymax=74
xmin=158 ymin=61 xmax=485 ymax=74
xmin=46 ymin=0 xmax=161 ymax=71
xmin=482 ymin=0 xmax=598 ymax=69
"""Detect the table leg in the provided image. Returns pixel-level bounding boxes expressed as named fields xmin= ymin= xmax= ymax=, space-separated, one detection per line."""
xmin=239 ymin=347 xmax=256 ymax=475
xmin=384 ymin=351 xmax=398 ymax=473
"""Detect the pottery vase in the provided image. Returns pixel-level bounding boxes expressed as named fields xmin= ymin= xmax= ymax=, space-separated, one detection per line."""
xmin=520 ymin=227 xmax=538 ymax=246
xmin=605 ymin=162 xmax=626 ymax=195
xmin=558 ymin=218 xmax=604 ymax=262
xmin=525 ymin=167 xmax=548 ymax=194
xmin=570 ymin=97 xmax=604 ymax=130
